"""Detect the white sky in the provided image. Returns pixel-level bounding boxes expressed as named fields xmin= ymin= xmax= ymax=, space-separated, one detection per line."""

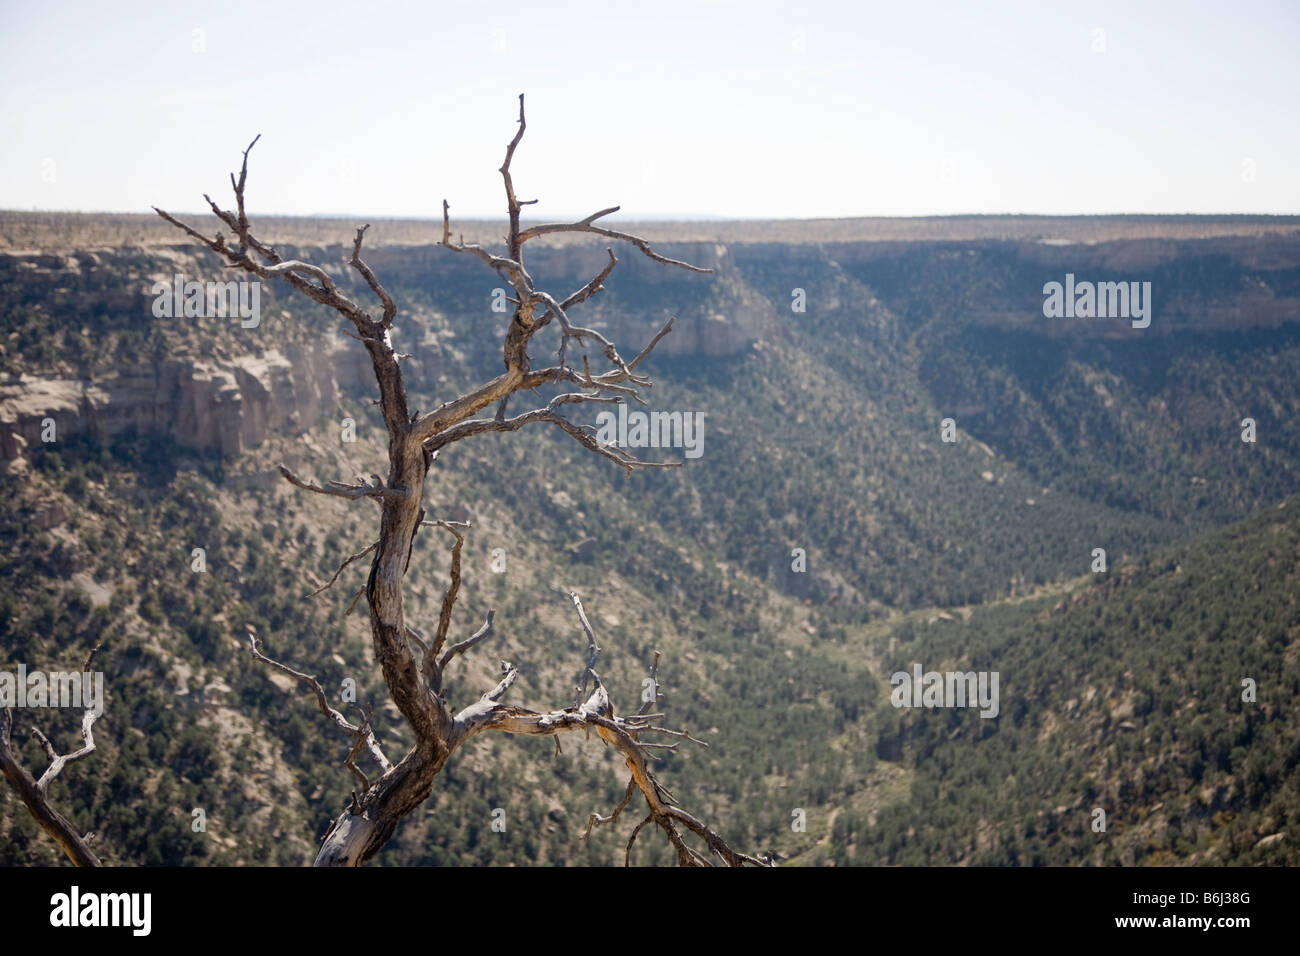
xmin=1 ymin=0 xmax=1297 ymax=218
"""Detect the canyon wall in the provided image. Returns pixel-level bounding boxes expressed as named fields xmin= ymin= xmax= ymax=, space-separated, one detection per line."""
xmin=0 ymin=342 xmax=361 ymax=460
xmin=3 ymin=225 xmax=1296 ymax=461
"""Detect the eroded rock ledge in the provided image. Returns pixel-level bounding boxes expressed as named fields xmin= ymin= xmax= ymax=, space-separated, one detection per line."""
xmin=0 ymin=342 xmax=366 ymax=461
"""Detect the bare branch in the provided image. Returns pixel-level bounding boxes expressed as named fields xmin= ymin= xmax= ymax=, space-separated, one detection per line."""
xmin=424 ymin=393 xmax=680 ymax=474
xmin=626 ymin=813 xmax=654 ymax=866
xmin=34 ymin=710 xmax=98 ymax=794
xmin=308 ymin=540 xmax=379 ymax=598
xmin=259 ymin=258 xmax=340 ymax=292
xmin=278 ymin=464 xmax=403 ymax=502
xmin=406 ymin=624 xmax=429 ymax=657
xmin=350 ymin=224 xmax=397 ymax=329
xmin=519 ymin=215 xmax=713 ymax=274
xmin=502 ymin=92 xmax=527 ymax=261
xmin=345 ymin=734 xmax=370 ymax=792
xmin=437 ymin=610 xmax=497 ymax=677
xmin=585 ymin=777 xmax=637 ymax=840
xmin=531 ymin=247 xmax=619 ymax=338
xmin=442 ymin=237 xmax=534 ymax=292
xmin=0 ymin=638 xmax=110 ymax=866
xmin=636 ymin=651 xmax=662 ymax=717
xmin=627 ymin=317 xmax=676 ymax=373
xmin=570 ymin=591 xmax=600 ymax=705
xmin=0 ymin=707 xmax=101 ymax=867
xmin=409 ymin=370 xmax=528 ymax=448
xmin=638 ymin=724 xmax=711 ymax=748
xmin=484 ymin=663 xmax=518 ymax=703
xmin=246 ymin=630 xmax=391 ymax=777
xmin=230 ymin=134 xmax=260 ymax=243
xmin=30 ymin=725 xmax=58 ymax=766
xmin=422 ymin=520 xmax=467 ymax=691
xmin=447 ymin=648 xmax=764 ymax=866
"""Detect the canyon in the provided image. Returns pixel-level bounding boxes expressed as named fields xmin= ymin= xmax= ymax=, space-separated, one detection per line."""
xmin=3 ymin=215 xmax=1297 ymax=464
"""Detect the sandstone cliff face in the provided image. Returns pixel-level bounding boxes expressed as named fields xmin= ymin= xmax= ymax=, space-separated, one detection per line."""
xmin=0 ymin=341 xmax=361 ymax=460
xmin=0 ymin=244 xmax=446 ymax=462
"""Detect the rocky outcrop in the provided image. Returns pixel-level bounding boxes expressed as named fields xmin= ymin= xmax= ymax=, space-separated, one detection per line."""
xmin=0 ymin=340 xmax=363 ymax=460
xmin=0 ymin=240 xmax=459 ymax=461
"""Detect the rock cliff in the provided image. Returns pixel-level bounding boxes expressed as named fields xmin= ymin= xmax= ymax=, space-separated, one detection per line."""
xmin=0 ymin=341 xmax=361 ymax=460
xmin=5 ymin=221 xmax=1294 ymax=462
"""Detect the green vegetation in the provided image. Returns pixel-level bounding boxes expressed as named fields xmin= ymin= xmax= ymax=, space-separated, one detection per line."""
xmin=2 ymin=227 xmax=1298 ymax=866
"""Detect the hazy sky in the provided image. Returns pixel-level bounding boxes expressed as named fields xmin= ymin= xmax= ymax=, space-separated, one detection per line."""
xmin=2 ymin=0 xmax=1297 ymax=219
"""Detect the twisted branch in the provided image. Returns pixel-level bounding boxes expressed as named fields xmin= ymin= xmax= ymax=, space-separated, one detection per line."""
xmin=0 ymin=645 xmax=104 ymax=866
xmin=148 ymin=96 xmax=755 ymax=869
xmin=447 ymin=596 xmax=767 ymax=867
xmin=246 ymin=630 xmax=391 ymax=786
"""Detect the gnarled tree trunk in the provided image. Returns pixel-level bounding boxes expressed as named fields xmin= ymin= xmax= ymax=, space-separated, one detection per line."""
xmin=155 ymin=96 xmax=765 ymax=868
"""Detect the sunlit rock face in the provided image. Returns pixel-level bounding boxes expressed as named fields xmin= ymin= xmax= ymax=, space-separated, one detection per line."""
xmin=0 ymin=342 xmax=367 ymax=460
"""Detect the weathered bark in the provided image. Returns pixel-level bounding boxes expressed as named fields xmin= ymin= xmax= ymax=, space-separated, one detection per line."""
xmin=0 ymin=662 xmax=103 ymax=867
xmin=156 ymin=95 xmax=764 ymax=868
xmin=315 ymin=746 xmax=448 ymax=867
xmin=0 ymin=747 xmax=100 ymax=866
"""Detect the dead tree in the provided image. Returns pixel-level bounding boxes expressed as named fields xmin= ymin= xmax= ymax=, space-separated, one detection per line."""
xmin=0 ymin=645 xmax=103 ymax=866
xmin=154 ymin=95 xmax=766 ymax=867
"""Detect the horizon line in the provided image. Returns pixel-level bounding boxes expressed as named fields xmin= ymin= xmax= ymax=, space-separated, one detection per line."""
xmin=5 ymin=209 xmax=1300 ymax=223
